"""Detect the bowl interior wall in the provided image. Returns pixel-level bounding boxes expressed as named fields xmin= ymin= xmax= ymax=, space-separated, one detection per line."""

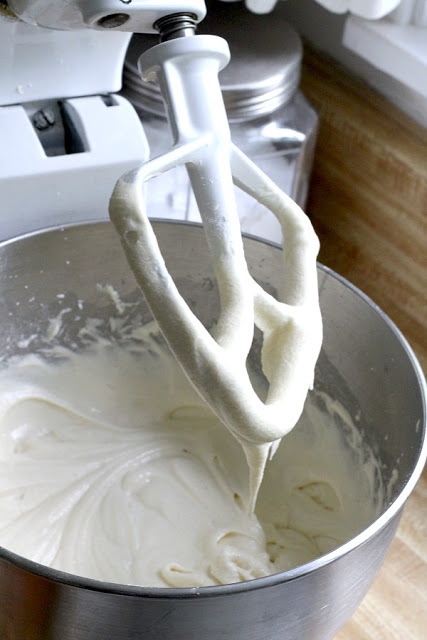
xmin=0 ymin=221 xmax=425 ymax=512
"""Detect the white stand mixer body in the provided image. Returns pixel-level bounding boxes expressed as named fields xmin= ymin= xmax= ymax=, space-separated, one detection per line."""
xmin=0 ymin=15 xmax=152 ymax=240
xmin=0 ymin=0 xmax=205 ymax=241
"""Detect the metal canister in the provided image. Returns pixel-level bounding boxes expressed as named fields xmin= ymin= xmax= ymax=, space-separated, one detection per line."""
xmin=122 ymin=2 xmax=318 ymax=243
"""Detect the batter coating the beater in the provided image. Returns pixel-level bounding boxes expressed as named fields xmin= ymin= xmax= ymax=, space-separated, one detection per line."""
xmin=108 ymin=34 xmax=322 ymax=511
xmin=110 ymin=150 xmax=322 ymax=512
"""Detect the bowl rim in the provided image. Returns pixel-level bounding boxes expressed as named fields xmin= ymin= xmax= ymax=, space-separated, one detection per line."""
xmin=0 ymin=219 xmax=426 ymax=598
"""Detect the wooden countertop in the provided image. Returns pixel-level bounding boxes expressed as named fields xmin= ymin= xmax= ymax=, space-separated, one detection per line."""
xmin=300 ymin=48 xmax=427 ymax=639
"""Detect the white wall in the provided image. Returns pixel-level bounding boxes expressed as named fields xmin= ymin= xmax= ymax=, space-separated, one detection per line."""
xmin=277 ymin=0 xmax=427 ymax=127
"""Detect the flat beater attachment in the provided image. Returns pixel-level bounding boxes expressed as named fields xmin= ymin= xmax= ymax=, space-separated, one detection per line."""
xmin=109 ymin=33 xmax=322 ymax=507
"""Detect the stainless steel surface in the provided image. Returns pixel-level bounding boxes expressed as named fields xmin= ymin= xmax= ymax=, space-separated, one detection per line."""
xmin=0 ymin=220 xmax=425 ymax=640
xmin=124 ymin=2 xmax=302 ymax=120
xmin=155 ymin=13 xmax=198 ymax=40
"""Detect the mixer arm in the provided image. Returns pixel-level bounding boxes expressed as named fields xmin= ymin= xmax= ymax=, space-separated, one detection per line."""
xmin=5 ymin=0 xmax=206 ymax=32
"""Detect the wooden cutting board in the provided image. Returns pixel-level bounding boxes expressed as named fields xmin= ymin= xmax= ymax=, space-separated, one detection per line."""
xmin=300 ymin=47 xmax=427 ymax=639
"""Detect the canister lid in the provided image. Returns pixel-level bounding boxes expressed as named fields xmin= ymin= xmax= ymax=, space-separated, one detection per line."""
xmin=123 ymin=1 xmax=302 ymax=121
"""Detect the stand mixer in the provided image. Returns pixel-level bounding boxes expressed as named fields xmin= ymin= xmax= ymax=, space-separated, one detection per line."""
xmin=1 ymin=3 xmax=426 ymax=640
xmin=0 ymin=0 xmax=405 ymax=503
xmin=1 ymin=0 xmax=327 ymax=503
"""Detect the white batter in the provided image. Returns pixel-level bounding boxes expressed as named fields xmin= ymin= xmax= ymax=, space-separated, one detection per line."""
xmin=0 ymin=322 xmax=382 ymax=587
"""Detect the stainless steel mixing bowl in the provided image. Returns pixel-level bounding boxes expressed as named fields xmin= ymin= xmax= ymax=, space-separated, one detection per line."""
xmin=0 ymin=220 xmax=425 ymax=640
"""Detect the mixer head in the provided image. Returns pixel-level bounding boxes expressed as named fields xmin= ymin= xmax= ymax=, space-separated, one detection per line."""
xmin=5 ymin=0 xmax=205 ymax=30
